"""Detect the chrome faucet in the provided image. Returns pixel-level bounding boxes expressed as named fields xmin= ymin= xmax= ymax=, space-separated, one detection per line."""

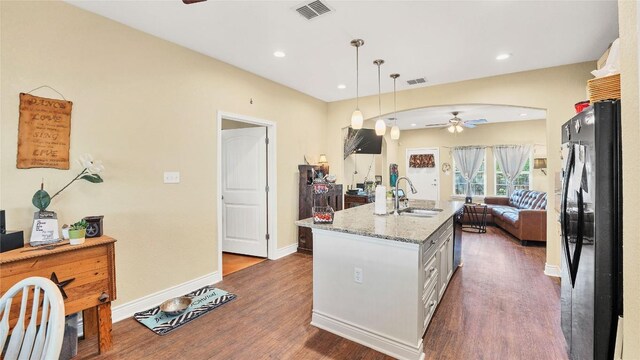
xmin=394 ymin=176 xmax=418 ymax=214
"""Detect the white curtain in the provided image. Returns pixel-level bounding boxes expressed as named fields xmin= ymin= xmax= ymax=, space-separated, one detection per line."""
xmin=493 ymin=144 xmax=532 ymax=196
xmin=452 ymin=146 xmax=485 ymax=196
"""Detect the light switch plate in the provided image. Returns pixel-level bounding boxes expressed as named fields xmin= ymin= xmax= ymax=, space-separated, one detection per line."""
xmin=164 ymin=171 xmax=180 ymax=184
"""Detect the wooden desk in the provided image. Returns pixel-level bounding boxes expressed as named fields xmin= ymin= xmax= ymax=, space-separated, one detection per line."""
xmin=0 ymin=236 xmax=117 ymax=354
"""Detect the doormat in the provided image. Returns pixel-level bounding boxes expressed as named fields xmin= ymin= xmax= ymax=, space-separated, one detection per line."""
xmin=134 ymin=286 xmax=236 ymax=335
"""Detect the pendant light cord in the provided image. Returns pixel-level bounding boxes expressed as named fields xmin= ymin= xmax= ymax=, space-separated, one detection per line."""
xmin=393 ymin=77 xmax=397 ymax=125
xmin=356 ymin=45 xmax=359 ymax=109
xmin=377 ymin=63 xmax=381 ymax=119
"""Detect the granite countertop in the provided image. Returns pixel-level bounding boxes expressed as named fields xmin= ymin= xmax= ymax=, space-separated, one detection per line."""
xmin=296 ymin=200 xmax=464 ymax=244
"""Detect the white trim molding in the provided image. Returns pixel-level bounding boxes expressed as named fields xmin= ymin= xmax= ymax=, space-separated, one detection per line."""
xmin=312 ymin=311 xmax=425 ymax=360
xmin=216 ymin=111 xmax=279 ymax=274
xmin=272 ymin=243 xmax=298 ymax=260
xmin=112 ymin=271 xmax=222 ymax=323
xmin=544 ymin=263 xmax=561 ymax=277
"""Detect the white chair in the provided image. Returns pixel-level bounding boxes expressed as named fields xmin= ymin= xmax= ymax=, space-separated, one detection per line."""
xmin=0 ymin=277 xmax=65 ymax=360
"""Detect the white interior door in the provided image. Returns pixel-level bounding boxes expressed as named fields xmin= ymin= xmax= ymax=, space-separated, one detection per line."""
xmin=221 ymin=127 xmax=267 ymax=257
xmin=406 ymin=148 xmax=440 ymax=202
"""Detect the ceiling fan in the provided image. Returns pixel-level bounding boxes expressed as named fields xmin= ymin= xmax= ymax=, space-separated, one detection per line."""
xmin=424 ymin=111 xmax=487 ymax=133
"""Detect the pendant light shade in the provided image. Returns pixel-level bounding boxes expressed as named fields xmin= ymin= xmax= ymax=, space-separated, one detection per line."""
xmin=374 ymin=59 xmax=385 ymax=136
xmin=375 ymin=119 xmax=386 ymax=136
xmin=390 ymin=73 xmax=400 ymax=140
xmin=390 ymin=125 xmax=400 ymax=139
xmin=448 ymin=125 xmax=456 ymax=133
xmin=456 ymin=125 xmax=464 ymax=133
xmin=350 ymin=39 xmax=365 ymax=129
xmin=351 ymin=109 xmax=363 ymax=129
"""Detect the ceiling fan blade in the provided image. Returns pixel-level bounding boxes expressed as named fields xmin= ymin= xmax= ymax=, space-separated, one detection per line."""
xmin=424 ymin=123 xmax=449 ymax=128
xmin=465 ymin=118 xmax=487 ymax=124
xmin=462 ymin=123 xmax=476 ymax=128
xmin=183 ymin=0 xmax=207 ymax=4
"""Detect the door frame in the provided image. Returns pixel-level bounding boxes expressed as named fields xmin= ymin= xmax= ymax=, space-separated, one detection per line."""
xmin=405 ymin=147 xmax=440 ymax=203
xmin=216 ymin=111 xmax=278 ymax=276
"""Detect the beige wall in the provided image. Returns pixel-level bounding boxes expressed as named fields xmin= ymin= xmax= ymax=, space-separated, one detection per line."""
xmin=0 ymin=1 xmax=327 ymax=305
xmin=619 ymin=1 xmax=639 ymax=358
xmin=397 ymin=119 xmax=547 ymax=202
xmin=327 ymin=62 xmax=594 ymax=270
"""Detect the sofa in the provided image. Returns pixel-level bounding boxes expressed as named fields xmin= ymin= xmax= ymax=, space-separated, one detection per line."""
xmin=482 ymin=190 xmax=547 ymax=245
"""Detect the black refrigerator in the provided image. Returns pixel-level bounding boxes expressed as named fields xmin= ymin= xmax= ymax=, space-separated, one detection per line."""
xmin=560 ymin=100 xmax=623 ymax=360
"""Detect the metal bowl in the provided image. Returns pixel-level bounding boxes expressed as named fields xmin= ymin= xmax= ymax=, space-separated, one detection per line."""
xmin=159 ymin=296 xmax=192 ymax=316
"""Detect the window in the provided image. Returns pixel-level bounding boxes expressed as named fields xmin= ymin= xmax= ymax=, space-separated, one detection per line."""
xmin=453 ymin=155 xmax=486 ymax=196
xmin=495 ymin=158 xmax=531 ymax=196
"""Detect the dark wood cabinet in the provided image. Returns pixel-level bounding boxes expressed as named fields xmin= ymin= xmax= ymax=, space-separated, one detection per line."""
xmin=298 ymin=165 xmax=343 ymax=254
xmin=344 ymin=194 xmax=374 ymax=209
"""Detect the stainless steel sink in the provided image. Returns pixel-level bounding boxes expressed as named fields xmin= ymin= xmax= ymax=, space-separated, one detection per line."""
xmin=397 ymin=207 xmax=443 ymax=217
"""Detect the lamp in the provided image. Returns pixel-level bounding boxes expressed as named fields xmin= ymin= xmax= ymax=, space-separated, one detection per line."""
xmin=318 ymin=154 xmax=328 ymax=164
xmin=390 ymin=73 xmax=400 ymax=140
xmin=350 ymin=39 xmax=365 ymax=129
xmin=447 ymin=125 xmax=455 ymax=133
xmin=534 ymin=158 xmax=548 ymax=175
xmin=455 ymin=124 xmax=464 ymax=133
xmin=374 ymin=59 xmax=386 ymax=136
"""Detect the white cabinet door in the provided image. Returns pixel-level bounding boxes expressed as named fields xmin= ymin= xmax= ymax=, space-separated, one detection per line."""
xmin=446 ymin=235 xmax=454 ymax=281
xmin=438 ymin=241 xmax=448 ymax=300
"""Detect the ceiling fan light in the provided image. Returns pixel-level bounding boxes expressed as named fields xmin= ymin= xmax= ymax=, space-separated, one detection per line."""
xmin=390 ymin=125 xmax=400 ymax=140
xmin=456 ymin=125 xmax=464 ymax=132
xmin=351 ymin=109 xmax=363 ymax=129
xmin=375 ymin=118 xmax=386 ymax=136
xmin=448 ymin=125 xmax=455 ymax=133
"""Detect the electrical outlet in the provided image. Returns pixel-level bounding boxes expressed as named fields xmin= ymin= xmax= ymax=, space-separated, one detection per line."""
xmin=354 ymin=267 xmax=363 ymax=284
xmin=163 ymin=171 xmax=180 ymax=184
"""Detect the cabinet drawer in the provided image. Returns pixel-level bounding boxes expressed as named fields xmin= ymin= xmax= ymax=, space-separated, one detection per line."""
xmin=422 ymin=283 xmax=438 ymax=332
xmin=423 ymin=253 xmax=438 ymax=293
xmin=1 ymin=245 xmax=116 ymax=315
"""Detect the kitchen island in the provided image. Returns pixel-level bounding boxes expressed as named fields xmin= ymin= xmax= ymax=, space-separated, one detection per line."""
xmin=296 ymin=200 xmax=464 ymax=360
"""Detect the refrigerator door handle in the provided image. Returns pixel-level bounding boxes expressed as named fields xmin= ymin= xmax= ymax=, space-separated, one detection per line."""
xmin=561 ymin=144 xmax=575 ymax=284
xmin=570 ymin=188 xmax=585 ymax=285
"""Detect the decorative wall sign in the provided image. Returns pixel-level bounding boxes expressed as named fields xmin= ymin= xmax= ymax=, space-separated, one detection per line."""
xmin=17 ymin=93 xmax=73 ymax=169
xmin=409 ymin=154 xmax=435 ymax=168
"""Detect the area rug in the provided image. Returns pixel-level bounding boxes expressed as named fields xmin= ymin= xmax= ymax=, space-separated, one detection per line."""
xmin=134 ymin=285 xmax=236 ymax=335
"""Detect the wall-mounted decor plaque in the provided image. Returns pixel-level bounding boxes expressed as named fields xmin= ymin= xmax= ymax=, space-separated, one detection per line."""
xmin=17 ymin=93 xmax=72 ymax=169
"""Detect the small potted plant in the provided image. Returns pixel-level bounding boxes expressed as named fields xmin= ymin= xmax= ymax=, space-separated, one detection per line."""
xmin=68 ymin=219 xmax=88 ymax=245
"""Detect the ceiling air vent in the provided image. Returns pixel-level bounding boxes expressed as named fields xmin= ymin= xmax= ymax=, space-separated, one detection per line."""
xmin=295 ymin=0 xmax=333 ymax=20
xmin=406 ymin=77 xmax=427 ymax=85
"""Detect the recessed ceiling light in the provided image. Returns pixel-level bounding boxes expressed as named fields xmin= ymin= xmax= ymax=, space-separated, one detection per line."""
xmin=411 ymin=123 xmax=417 ymax=127
xmin=496 ymin=53 xmax=511 ymax=60
xmin=520 ymin=113 xmax=527 ymax=117
xmin=273 ymin=51 xmax=286 ymax=58
xmin=337 ymin=84 xmax=346 ymax=89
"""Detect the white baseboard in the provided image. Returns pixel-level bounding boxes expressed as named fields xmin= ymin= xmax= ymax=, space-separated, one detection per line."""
xmin=111 ymin=271 xmax=222 ymax=323
xmin=311 ymin=311 xmax=425 ymax=360
xmin=544 ymin=263 xmax=561 ymax=277
xmin=271 ymin=243 xmax=297 ymax=260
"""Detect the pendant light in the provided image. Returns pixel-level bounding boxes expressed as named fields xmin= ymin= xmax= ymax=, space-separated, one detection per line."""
xmin=374 ymin=59 xmax=386 ymax=136
xmin=350 ymin=39 xmax=365 ymax=129
xmin=390 ymin=73 xmax=400 ymax=140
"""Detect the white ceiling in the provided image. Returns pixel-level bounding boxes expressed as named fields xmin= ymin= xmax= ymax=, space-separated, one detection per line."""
xmin=382 ymin=104 xmax=547 ymax=130
xmin=66 ymin=0 xmax=618 ymax=102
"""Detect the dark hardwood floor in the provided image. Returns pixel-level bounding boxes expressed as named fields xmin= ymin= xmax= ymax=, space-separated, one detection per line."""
xmin=77 ymin=226 xmax=567 ymax=359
